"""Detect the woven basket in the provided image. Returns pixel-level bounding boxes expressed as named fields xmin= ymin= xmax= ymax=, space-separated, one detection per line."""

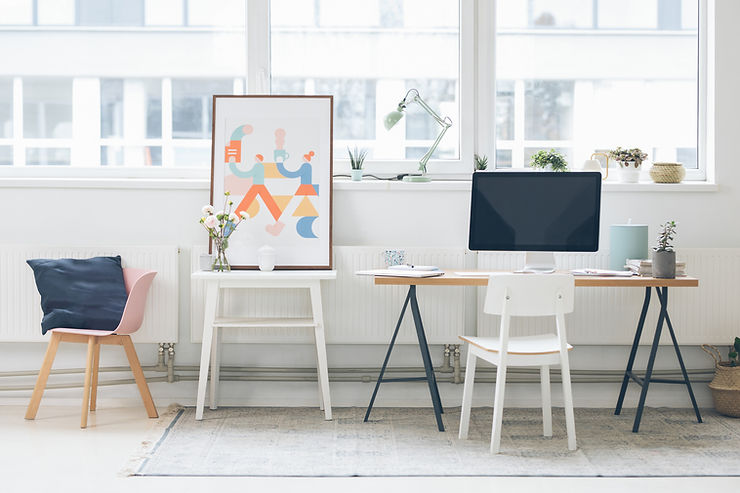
xmin=649 ymin=162 xmax=686 ymax=183
xmin=702 ymin=344 xmax=740 ymax=417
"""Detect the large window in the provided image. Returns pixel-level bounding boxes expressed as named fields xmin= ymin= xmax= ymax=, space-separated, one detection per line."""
xmin=270 ymin=0 xmax=461 ymax=166
xmin=495 ymin=0 xmax=700 ymax=173
xmin=0 ymin=0 xmax=704 ymax=179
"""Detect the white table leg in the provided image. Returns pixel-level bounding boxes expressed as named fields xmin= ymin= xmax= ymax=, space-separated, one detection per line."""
xmin=209 ymin=324 xmax=220 ymax=410
xmin=310 ymin=281 xmax=332 ymax=420
xmin=196 ymin=282 xmax=218 ymax=420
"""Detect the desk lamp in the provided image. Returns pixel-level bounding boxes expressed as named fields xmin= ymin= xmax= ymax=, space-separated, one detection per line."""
xmin=384 ymin=88 xmax=452 ymax=182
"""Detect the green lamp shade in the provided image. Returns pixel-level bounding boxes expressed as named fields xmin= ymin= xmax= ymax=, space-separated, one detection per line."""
xmin=384 ymin=109 xmax=405 ymax=130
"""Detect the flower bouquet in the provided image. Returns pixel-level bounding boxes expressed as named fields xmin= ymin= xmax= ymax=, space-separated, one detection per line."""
xmin=200 ymin=191 xmax=248 ymax=271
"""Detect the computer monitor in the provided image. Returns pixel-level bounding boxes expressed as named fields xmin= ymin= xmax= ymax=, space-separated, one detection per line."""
xmin=468 ymin=171 xmax=602 ymax=273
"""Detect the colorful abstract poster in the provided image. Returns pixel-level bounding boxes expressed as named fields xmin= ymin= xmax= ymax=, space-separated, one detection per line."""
xmin=210 ymin=96 xmax=333 ymax=269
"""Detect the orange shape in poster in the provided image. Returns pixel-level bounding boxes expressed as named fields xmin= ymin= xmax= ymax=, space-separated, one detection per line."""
xmin=263 ymin=162 xmax=284 ymax=178
xmin=244 ymin=199 xmax=260 ymax=218
xmin=295 ymin=183 xmax=318 ymax=196
xmin=293 ymin=196 xmax=318 ymax=217
xmin=273 ymin=195 xmax=293 ymax=213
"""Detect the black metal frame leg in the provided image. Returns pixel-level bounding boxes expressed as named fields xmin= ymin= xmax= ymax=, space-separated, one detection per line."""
xmin=615 ymin=287 xmax=651 ymax=415
xmin=364 ymin=289 xmax=410 ymax=423
xmin=662 ymin=288 xmax=703 ymax=423
xmin=364 ymin=286 xmax=445 ymax=432
xmin=616 ymin=286 xmax=703 ymax=433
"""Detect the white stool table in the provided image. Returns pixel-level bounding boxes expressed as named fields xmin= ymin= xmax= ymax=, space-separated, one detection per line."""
xmin=191 ymin=270 xmax=336 ymax=420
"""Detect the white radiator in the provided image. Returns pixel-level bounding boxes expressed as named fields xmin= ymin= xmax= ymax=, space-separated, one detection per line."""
xmin=190 ymin=246 xmax=469 ymax=344
xmin=0 ymin=245 xmax=179 ymax=343
xmin=477 ymin=249 xmax=740 ymax=345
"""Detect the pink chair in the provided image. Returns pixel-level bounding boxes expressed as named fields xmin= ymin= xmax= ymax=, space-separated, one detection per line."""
xmin=25 ymin=268 xmax=159 ymax=428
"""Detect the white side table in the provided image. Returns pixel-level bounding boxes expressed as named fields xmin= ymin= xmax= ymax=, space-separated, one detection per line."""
xmin=191 ymin=270 xmax=337 ymax=420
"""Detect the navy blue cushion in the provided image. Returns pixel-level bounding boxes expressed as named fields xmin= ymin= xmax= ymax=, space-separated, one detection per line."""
xmin=26 ymin=256 xmax=128 ymax=335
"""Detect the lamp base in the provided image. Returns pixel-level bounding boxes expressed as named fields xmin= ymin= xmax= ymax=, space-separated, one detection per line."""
xmin=402 ymin=174 xmax=432 ymax=183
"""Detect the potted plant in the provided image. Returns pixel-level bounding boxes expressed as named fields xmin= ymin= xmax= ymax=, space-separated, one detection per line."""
xmin=348 ymin=146 xmax=368 ymax=181
xmin=608 ymin=147 xmax=648 ymax=183
xmin=529 ymin=149 xmax=568 ymax=172
xmin=652 ymin=220 xmax=677 ymax=278
xmin=474 ymin=153 xmax=488 ymax=171
xmin=702 ymin=341 xmax=740 ymax=417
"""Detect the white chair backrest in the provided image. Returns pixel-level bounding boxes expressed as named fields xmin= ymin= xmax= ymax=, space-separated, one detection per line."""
xmin=483 ymin=273 xmax=575 ymax=317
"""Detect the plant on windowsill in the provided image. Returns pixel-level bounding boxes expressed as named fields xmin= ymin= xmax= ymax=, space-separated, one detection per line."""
xmin=474 ymin=153 xmax=488 ymax=171
xmin=529 ymin=149 xmax=568 ymax=172
xmin=200 ymin=191 xmax=249 ymax=272
xmin=652 ymin=220 xmax=676 ymax=278
xmin=348 ymin=146 xmax=368 ymax=182
xmin=608 ymin=147 xmax=648 ymax=183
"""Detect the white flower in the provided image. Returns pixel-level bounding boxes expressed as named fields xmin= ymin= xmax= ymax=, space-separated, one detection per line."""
xmin=229 ymin=212 xmax=239 ymax=223
xmin=201 ymin=205 xmax=214 ymax=215
xmin=204 ymin=215 xmax=218 ymax=229
xmin=239 ymin=211 xmax=249 ymax=220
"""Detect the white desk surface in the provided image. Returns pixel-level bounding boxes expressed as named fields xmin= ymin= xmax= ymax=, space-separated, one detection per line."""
xmin=191 ymin=270 xmax=337 ymax=281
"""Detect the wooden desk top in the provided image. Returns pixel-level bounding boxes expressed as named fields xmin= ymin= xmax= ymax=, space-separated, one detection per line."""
xmin=373 ymin=271 xmax=699 ymax=288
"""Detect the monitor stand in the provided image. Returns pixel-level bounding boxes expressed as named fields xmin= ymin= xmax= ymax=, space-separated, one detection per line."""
xmin=518 ymin=252 xmax=556 ymax=274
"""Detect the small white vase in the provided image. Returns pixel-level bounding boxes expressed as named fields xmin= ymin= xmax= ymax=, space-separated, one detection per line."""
xmin=350 ymin=169 xmax=363 ymax=181
xmin=258 ymin=245 xmax=276 ymax=271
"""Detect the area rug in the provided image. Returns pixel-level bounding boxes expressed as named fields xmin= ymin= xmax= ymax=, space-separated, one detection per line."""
xmin=134 ymin=407 xmax=740 ymax=477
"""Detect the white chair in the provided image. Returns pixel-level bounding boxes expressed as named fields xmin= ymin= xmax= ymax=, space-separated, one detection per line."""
xmin=458 ymin=273 xmax=577 ymax=453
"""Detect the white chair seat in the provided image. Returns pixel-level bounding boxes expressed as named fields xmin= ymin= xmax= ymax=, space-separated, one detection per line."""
xmin=460 ymin=335 xmax=572 ymax=355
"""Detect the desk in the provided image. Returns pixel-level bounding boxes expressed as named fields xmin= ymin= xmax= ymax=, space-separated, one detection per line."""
xmin=368 ymin=271 xmax=700 ymax=433
xmin=192 ymin=270 xmax=336 ymax=421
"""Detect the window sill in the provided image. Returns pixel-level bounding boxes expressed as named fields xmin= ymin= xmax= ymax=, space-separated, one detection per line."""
xmin=0 ymin=176 xmax=718 ymax=192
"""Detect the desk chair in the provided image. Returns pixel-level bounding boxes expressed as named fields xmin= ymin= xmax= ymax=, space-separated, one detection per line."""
xmin=458 ymin=273 xmax=576 ymax=453
xmin=25 ymin=268 xmax=159 ymax=428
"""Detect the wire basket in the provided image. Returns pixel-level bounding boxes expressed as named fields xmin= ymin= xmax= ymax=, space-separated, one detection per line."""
xmin=702 ymin=344 xmax=740 ymax=417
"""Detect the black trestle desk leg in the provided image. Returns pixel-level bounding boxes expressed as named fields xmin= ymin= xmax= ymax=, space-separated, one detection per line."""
xmin=615 ymin=287 xmax=651 ymax=416
xmin=632 ymin=287 xmax=667 ymax=433
xmin=409 ymin=286 xmax=445 ymax=432
xmin=662 ymin=288 xmax=703 ymax=423
xmin=364 ymin=288 xmax=411 ymax=423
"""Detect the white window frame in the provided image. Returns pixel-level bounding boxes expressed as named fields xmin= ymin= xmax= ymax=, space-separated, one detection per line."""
xmin=0 ymin=0 xmax=712 ymax=184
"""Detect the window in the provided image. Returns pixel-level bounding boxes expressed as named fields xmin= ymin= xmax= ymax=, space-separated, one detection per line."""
xmin=269 ymin=0 xmax=464 ymax=170
xmin=0 ymin=1 xmax=246 ymax=170
xmin=495 ymin=0 xmax=701 ymax=175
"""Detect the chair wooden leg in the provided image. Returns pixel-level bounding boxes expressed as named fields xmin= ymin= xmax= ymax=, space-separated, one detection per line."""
xmin=458 ymin=348 xmax=477 ymax=439
xmin=490 ymin=360 xmax=508 ymax=454
xmin=80 ymin=336 xmax=96 ymax=428
xmin=25 ymin=332 xmax=62 ymax=420
xmin=90 ymin=341 xmax=101 ymax=412
xmin=540 ymin=365 xmax=552 ymax=437
xmin=121 ymin=335 xmax=158 ymax=419
xmin=310 ymin=282 xmax=332 ymax=421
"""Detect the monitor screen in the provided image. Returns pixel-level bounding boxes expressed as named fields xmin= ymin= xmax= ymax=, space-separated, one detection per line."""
xmin=468 ymin=171 xmax=602 ymax=252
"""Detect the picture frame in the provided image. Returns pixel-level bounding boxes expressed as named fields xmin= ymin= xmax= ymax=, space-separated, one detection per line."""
xmin=210 ymin=95 xmax=333 ymax=269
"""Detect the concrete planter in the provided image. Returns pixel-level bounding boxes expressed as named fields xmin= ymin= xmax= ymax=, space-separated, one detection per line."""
xmin=652 ymin=250 xmax=676 ymax=278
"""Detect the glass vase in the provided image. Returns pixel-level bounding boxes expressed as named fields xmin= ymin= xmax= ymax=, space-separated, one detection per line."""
xmin=212 ymin=240 xmax=230 ymax=272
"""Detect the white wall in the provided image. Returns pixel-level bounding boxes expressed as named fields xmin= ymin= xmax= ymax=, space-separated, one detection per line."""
xmin=0 ymin=1 xmax=738 ymax=409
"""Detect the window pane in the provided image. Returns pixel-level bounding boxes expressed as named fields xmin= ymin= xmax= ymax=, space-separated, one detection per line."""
xmin=495 ymin=149 xmax=512 ymax=168
xmin=0 ymin=0 xmax=32 ymax=25
xmin=496 ymin=0 xmax=698 ymax=171
xmin=23 ymin=79 xmax=73 ymax=139
xmin=101 ymin=79 xmax=124 ymax=138
xmin=172 ymin=79 xmax=232 ymax=139
xmin=77 ymin=0 xmax=144 ymax=26
xmin=530 ymin=0 xmax=593 ymax=28
xmin=0 ymin=79 xmax=12 ymax=138
xmin=145 ymin=0 xmax=184 ymax=26
xmin=173 ymin=146 xmax=211 ymax=167
xmin=101 ymin=145 xmax=161 ymax=166
xmin=0 ymin=146 xmax=12 ymax=165
xmin=187 ymin=0 xmax=245 ymax=27
xmin=101 ymin=79 xmax=162 ymax=140
xmin=37 ymin=0 xmax=75 ymax=25
xmin=271 ymin=0 xmax=460 ymax=161
xmin=26 ymin=148 xmax=71 ymax=166
xmin=524 ymin=80 xmax=574 ymax=141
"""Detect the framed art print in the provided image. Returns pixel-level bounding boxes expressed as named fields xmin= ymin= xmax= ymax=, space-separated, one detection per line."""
xmin=210 ymin=95 xmax=333 ymax=269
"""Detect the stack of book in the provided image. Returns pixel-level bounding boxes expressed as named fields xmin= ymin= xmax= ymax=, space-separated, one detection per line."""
xmin=625 ymin=259 xmax=687 ymax=277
